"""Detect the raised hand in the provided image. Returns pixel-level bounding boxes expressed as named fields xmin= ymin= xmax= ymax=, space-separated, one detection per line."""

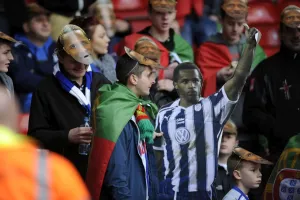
xmin=244 ymin=24 xmax=260 ymax=47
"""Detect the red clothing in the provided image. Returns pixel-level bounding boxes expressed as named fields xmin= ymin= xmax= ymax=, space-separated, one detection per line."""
xmin=196 ymin=42 xmax=232 ymax=97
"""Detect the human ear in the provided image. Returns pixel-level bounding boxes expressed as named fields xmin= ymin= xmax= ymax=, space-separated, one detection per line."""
xmin=23 ymin=23 xmax=30 ymax=34
xmin=233 ymin=170 xmax=242 ymax=180
xmin=174 ymin=81 xmax=178 ymax=90
xmin=128 ymin=74 xmax=138 ymax=86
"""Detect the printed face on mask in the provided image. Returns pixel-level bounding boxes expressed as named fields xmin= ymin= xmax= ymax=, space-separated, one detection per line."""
xmin=61 ymin=30 xmax=94 ymax=65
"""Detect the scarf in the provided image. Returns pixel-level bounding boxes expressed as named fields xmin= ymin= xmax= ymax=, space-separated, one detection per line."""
xmin=53 ymin=63 xmax=92 ymax=116
xmin=0 ymin=73 xmax=14 ymax=96
xmin=92 ymin=54 xmax=117 ymax=83
xmin=86 ymin=83 xmax=157 ymax=200
xmin=135 ymin=104 xmax=155 ymax=144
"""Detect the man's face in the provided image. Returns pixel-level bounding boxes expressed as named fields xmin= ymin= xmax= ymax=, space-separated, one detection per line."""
xmin=222 ymin=16 xmax=246 ymax=44
xmin=60 ymin=54 xmax=88 ymax=81
xmin=220 ymin=133 xmax=238 ymax=155
xmin=237 ymin=162 xmax=262 ymax=189
xmin=174 ymin=69 xmax=202 ymax=104
xmin=26 ymin=14 xmax=51 ymax=41
xmin=149 ymin=9 xmax=176 ymax=33
xmin=281 ymin=26 xmax=300 ymax=52
xmin=135 ymin=66 xmax=156 ymax=96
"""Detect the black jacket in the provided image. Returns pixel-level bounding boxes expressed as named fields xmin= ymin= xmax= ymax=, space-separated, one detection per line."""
xmin=243 ymin=45 xmax=300 ymax=151
xmin=215 ymin=165 xmax=233 ymax=200
xmin=28 ymin=72 xmax=110 ymax=178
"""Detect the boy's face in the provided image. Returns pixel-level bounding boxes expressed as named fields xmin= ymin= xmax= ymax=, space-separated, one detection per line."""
xmin=220 ymin=133 xmax=237 ymax=155
xmin=134 ymin=66 xmax=157 ymax=96
xmin=238 ymin=161 xmax=262 ymax=189
xmin=149 ymin=9 xmax=176 ymax=33
xmin=221 ymin=15 xmax=246 ymax=44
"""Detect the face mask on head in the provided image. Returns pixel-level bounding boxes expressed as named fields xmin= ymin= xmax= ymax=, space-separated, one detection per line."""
xmin=222 ymin=0 xmax=248 ymax=19
xmin=58 ymin=25 xmax=94 ymax=65
xmin=282 ymin=9 xmax=300 ymax=29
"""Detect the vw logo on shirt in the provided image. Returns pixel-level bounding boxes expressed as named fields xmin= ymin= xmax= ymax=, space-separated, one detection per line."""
xmin=175 ymin=127 xmax=191 ymax=145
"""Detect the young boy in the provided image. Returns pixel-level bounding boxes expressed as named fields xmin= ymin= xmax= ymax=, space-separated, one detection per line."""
xmin=215 ymin=119 xmax=239 ymax=200
xmin=223 ymin=147 xmax=272 ymax=200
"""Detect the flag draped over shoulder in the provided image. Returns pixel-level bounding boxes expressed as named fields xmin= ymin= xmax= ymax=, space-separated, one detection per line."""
xmin=263 ymin=134 xmax=300 ymax=200
xmin=86 ymin=83 xmax=157 ymax=200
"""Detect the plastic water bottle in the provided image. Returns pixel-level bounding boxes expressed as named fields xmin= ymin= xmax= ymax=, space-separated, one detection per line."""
xmin=78 ymin=116 xmax=91 ymax=155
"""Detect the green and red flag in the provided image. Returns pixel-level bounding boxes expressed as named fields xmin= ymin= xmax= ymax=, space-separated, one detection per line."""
xmin=86 ymin=83 xmax=157 ymax=200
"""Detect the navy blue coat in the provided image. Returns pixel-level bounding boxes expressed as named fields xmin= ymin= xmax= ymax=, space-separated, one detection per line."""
xmin=101 ymin=120 xmax=159 ymax=200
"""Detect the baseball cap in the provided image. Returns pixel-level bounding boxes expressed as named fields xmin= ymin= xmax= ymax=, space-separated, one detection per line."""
xmin=116 ymin=47 xmax=163 ymax=83
xmin=149 ymin=0 xmax=177 ymax=13
xmin=221 ymin=0 xmax=248 ymax=19
xmin=281 ymin=5 xmax=300 ymax=29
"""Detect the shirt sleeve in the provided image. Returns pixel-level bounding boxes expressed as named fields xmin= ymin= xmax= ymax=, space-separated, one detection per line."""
xmin=204 ymin=86 xmax=238 ymax=125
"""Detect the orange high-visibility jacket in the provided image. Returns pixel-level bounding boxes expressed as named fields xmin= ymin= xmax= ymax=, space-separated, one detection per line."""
xmin=0 ymin=126 xmax=90 ymax=200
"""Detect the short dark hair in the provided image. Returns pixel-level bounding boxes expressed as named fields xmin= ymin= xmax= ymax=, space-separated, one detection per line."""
xmin=69 ymin=16 xmax=99 ymax=39
xmin=116 ymin=54 xmax=147 ymax=85
xmin=173 ymin=62 xmax=203 ymax=83
xmin=228 ymin=152 xmax=244 ymax=173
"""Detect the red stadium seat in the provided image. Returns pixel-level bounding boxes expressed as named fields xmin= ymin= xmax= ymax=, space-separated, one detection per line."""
xmin=18 ymin=114 xmax=29 ymax=135
xmin=248 ymin=2 xmax=280 ymax=25
xmin=176 ymin=0 xmax=192 ymax=18
xmin=253 ymin=24 xmax=280 ymax=57
xmin=278 ymin=1 xmax=300 ymax=13
xmin=192 ymin=0 xmax=204 ymax=16
xmin=256 ymin=25 xmax=280 ymax=48
xmin=112 ymin=0 xmax=147 ymax=11
xmin=112 ymin=0 xmax=148 ymax=20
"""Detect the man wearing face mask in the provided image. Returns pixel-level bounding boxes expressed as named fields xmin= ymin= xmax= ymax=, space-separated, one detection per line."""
xmin=243 ymin=5 xmax=300 ymax=161
xmin=28 ymin=24 xmax=110 ymax=179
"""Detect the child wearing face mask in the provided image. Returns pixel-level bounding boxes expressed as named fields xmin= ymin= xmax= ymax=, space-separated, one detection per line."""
xmin=223 ymin=147 xmax=272 ymax=200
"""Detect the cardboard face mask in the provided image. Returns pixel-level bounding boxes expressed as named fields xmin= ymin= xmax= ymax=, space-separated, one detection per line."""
xmin=0 ymin=32 xmax=19 ymax=44
xmin=124 ymin=46 xmax=163 ymax=70
xmin=60 ymin=28 xmax=93 ymax=65
xmin=150 ymin=0 xmax=177 ymax=13
xmin=282 ymin=9 xmax=300 ymax=29
xmin=134 ymin=40 xmax=161 ymax=62
xmin=222 ymin=0 xmax=248 ymax=19
xmin=234 ymin=147 xmax=273 ymax=165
